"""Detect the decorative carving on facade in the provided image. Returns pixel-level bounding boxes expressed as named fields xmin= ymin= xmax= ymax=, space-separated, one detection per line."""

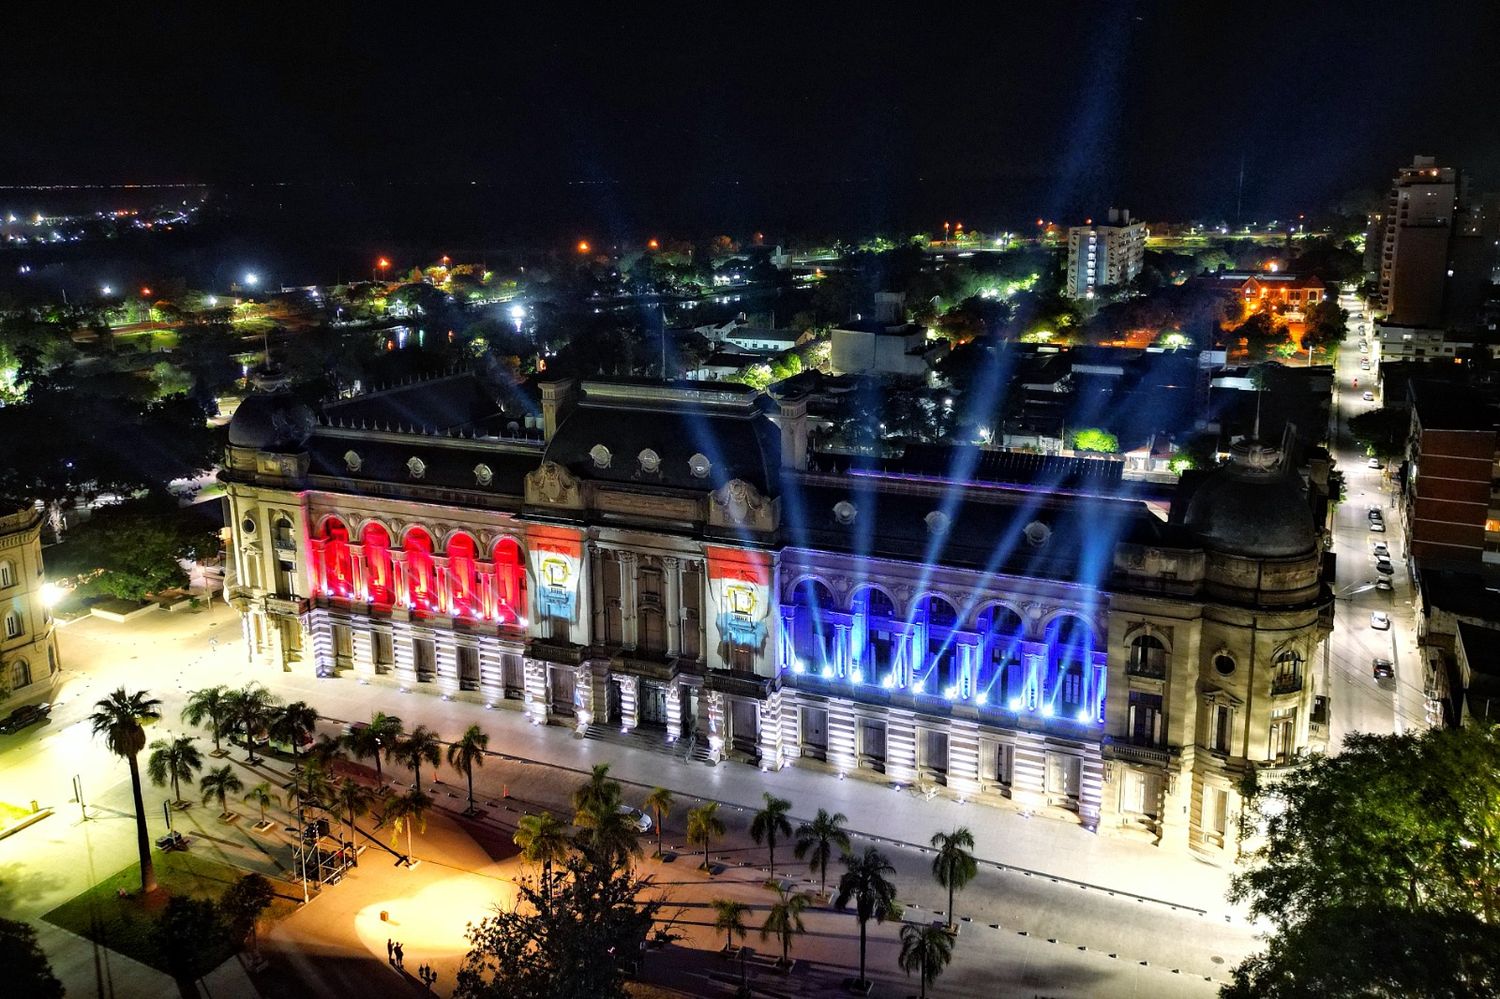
xmin=589 ymin=444 xmax=611 ymax=469
xmin=474 ymin=463 xmax=493 ymax=487
xmin=406 ymin=456 xmax=427 ymax=479
xmin=1023 ymin=520 xmax=1051 ymax=548
xmin=525 ymin=461 xmax=584 ymax=509
xmin=925 ymin=510 xmax=951 ymax=536
xmin=708 ymin=479 xmax=776 ymax=531
xmin=833 ymin=500 xmax=857 ymax=525
xmin=343 ymin=450 xmax=362 ymax=473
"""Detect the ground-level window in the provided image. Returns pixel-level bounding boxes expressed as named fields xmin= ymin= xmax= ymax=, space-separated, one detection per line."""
xmin=11 ymin=658 xmax=31 ymax=690
xmin=1122 ymin=771 xmax=1160 ymax=818
xmin=1204 ymin=785 xmax=1229 ymax=842
xmin=919 ymin=729 xmax=949 ymax=781
xmin=333 ymin=625 xmax=353 ymax=667
xmin=502 ymin=653 xmax=524 ymax=698
xmin=458 ymin=645 xmax=480 ymax=691
xmin=414 ymin=638 xmax=436 ymax=682
xmin=979 ymin=740 xmax=1014 ymax=788
xmin=799 ymin=706 xmax=828 ymax=760
xmin=373 ymin=631 xmax=394 ymax=674
xmin=1045 ymin=752 xmax=1082 ymax=805
xmin=549 ymin=666 xmax=576 ymax=716
xmin=858 ymin=719 xmax=887 ymax=773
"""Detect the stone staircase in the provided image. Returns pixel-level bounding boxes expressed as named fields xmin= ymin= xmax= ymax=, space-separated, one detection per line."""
xmin=582 ymin=723 xmax=716 ymax=766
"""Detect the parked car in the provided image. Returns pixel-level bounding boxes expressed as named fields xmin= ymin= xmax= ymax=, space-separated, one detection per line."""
xmin=1376 ymin=559 xmax=1395 ymax=576
xmin=1359 ymin=343 xmax=1369 ymax=353
xmin=1375 ymin=577 xmax=1394 ymax=591
xmin=1373 ymin=658 xmax=1394 ymax=679
xmin=1369 ymin=520 xmax=1386 ymax=533
xmin=1368 ymin=457 xmax=1382 ymax=469
xmin=619 ymin=805 xmax=652 ymax=833
xmin=1363 ymin=391 xmax=1376 ymax=401
xmin=0 ymin=702 xmax=51 ymax=734
xmin=1371 ymin=611 xmax=1391 ymax=630
xmin=1360 ymin=358 xmax=1371 ymax=370
xmin=1372 ymin=542 xmax=1390 ymax=557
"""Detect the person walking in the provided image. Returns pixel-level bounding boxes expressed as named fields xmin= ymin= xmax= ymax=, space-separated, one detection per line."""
xmin=387 ymin=938 xmax=394 ymax=964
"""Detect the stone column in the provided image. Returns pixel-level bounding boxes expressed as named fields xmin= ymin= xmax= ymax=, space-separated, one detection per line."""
xmin=433 ymin=556 xmax=451 ymax=615
xmin=834 ymin=624 xmax=850 ymax=678
xmin=349 ymin=545 xmax=367 ymax=603
xmin=618 ymin=673 xmax=640 ymax=733
xmin=758 ymin=690 xmax=784 ymax=771
xmin=664 ymin=557 xmax=681 ymax=656
xmin=665 ymin=677 xmax=684 ymax=742
xmin=779 ymin=606 xmax=796 ymax=672
xmin=523 ymin=658 xmax=550 ymax=725
xmin=620 ymin=553 xmax=638 ymax=650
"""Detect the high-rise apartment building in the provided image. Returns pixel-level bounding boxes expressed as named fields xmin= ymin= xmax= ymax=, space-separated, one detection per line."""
xmin=1065 ymin=208 xmax=1146 ymax=299
xmin=1378 ymin=156 xmax=1459 ymax=326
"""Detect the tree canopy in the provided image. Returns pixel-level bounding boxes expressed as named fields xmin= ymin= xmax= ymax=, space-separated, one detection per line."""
xmin=47 ymin=496 xmax=221 ymax=600
xmin=1348 ymin=406 xmax=1411 ymax=461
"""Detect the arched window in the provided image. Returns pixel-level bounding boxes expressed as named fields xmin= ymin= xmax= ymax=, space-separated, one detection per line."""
xmin=4 ymin=611 xmax=22 ymax=639
xmin=404 ymin=527 xmax=437 ymax=613
xmin=0 ymin=560 xmax=14 ymax=589
xmin=791 ymin=579 xmax=836 ymax=673
xmin=918 ymin=594 xmax=959 ymax=692
xmin=1046 ymin=616 xmax=1096 ymax=717
xmin=851 ymin=586 xmax=898 ymax=685
xmin=1128 ymin=634 xmax=1167 ymax=678
xmin=274 ymin=515 xmax=296 ymax=548
xmin=362 ymin=523 xmax=394 ymax=605
xmin=1273 ymin=649 xmax=1304 ymax=694
xmin=493 ymin=537 xmax=525 ymax=625
xmin=319 ymin=518 xmax=353 ymax=597
xmin=10 ymin=658 xmax=30 ymax=690
xmin=447 ymin=533 xmax=480 ymax=620
xmin=977 ymin=605 xmax=1025 ymax=706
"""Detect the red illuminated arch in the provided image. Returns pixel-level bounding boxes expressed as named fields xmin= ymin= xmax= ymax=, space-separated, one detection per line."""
xmin=492 ymin=536 xmax=525 ymax=625
xmin=319 ymin=517 xmax=353 ymax=596
xmin=362 ymin=523 xmax=394 ymax=605
xmin=404 ymin=526 xmax=437 ymax=613
xmin=447 ymin=532 xmax=480 ymax=619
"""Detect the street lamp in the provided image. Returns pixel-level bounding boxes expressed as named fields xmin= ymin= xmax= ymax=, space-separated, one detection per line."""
xmin=244 ymin=272 xmax=260 ymax=288
xmin=374 ymin=258 xmax=390 ymax=283
xmin=577 ymin=240 xmax=591 ymax=254
xmin=100 ymin=285 xmax=113 ymax=296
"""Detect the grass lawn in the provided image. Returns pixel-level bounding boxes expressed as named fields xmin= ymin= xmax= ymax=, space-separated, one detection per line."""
xmin=44 ymin=849 xmax=297 ymax=974
xmin=0 ymin=799 xmax=43 ymax=836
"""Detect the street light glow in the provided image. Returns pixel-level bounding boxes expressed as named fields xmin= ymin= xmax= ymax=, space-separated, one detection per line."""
xmin=244 ymin=272 xmax=260 ymax=286
xmin=577 ymin=240 xmax=591 ymax=254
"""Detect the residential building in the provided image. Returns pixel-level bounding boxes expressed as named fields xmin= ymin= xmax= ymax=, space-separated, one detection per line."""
xmin=1225 ymin=274 xmax=1329 ymax=316
xmin=829 ymin=321 xmax=939 ymax=377
xmin=1065 ymin=208 xmax=1146 ymax=299
xmin=222 ymin=375 xmax=1331 ymax=863
xmin=0 ymin=501 xmax=61 ymax=713
xmin=1454 ymin=621 xmax=1500 ymax=726
xmin=1403 ymin=382 xmax=1498 ymax=568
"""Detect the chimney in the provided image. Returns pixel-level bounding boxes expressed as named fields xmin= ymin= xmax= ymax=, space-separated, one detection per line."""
xmin=1108 ymin=207 xmax=1120 ymax=224
xmin=538 ymin=378 xmax=578 ymax=442
xmin=776 ymin=394 xmax=809 ymax=471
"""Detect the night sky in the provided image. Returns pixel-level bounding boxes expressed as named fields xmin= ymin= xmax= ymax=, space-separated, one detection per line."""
xmin=3 ymin=4 xmax=1498 ymax=224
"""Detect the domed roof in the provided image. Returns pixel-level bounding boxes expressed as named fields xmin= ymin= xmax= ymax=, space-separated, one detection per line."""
xmin=228 ymin=391 xmax=315 ymax=450
xmin=1183 ymin=441 xmax=1317 ymax=558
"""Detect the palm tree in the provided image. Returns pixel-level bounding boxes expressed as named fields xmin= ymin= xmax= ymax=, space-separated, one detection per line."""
xmin=392 ymin=724 xmax=441 ymax=793
xmin=306 ymin=732 xmax=347 ymax=769
xmin=269 ymin=700 xmax=319 ymax=766
xmin=760 ymin=884 xmax=809 ymax=969
xmin=687 ymin=801 xmax=726 ymax=873
xmin=200 ymin=765 xmax=245 ymax=818
xmin=147 ymin=735 xmax=203 ymax=805
xmin=328 ymin=777 xmax=374 ymax=865
xmin=89 ymin=687 xmax=163 ymax=894
xmin=643 ymin=786 xmax=674 ymax=858
xmin=574 ymin=798 xmax=643 ymax=870
xmin=572 ymin=763 xmax=622 ymax=815
xmin=445 ymin=724 xmax=489 ymax=815
xmin=514 ymin=811 xmax=571 ymax=908
xmin=711 ymin=898 xmax=749 ymax=953
xmin=836 ymin=847 xmax=900 ymax=990
xmin=930 ymin=827 xmax=978 ymax=930
xmin=224 ymin=684 xmax=279 ymax=763
xmin=383 ymin=788 xmax=433 ymax=865
xmin=750 ymin=792 xmax=793 ymax=881
xmin=794 ymin=808 xmax=851 ymax=896
xmin=243 ymin=781 xmax=281 ymax=826
xmin=285 ymin=762 xmax=333 ymax=817
xmin=898 ymin=922 xmax=955 ymax=999
xmin=343 ymin=712 xmax=403 ymax=785
xmin=181 ymin=685 xmax=232 ymax=754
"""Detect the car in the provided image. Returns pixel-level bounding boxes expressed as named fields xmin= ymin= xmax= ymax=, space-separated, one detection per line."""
xmin=1369 ymin=520 xmax=1386 ymax=533
xmin=1375 ymin=577 xmax=1394 ymax=591
xmin=1363 ymin=391 xmax=1375 ymax=401
xmin=1359 ymin=344 xmax=1369 ymax=353
xmin=619 ymin=805 xmax=652 ymax=833
xmin=1360 ymin=358 xmax=1371 ymax=370
xmin=1371 ymin=611 xmax=1391 ymax=630
xmin=1376 ymin=559 xmax=1395 ymax=575
xmin=1368 ymin=507 xmax=1383 ymax=520
xmin=0 ymin=702 xmax=51 ymax=734
xmin=1372 ymin=542 xmax=1390 ymax=556
xmin=1372 ymin=658 xmax=1394 ymax=679
xmin=1368 ymin=457 xmax=1382 ymax=469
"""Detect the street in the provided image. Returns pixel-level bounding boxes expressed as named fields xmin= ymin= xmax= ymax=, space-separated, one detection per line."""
xmin=1323 ymin=290 xmax=1432 ymax=746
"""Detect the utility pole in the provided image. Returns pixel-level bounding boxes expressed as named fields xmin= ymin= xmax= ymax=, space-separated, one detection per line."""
xmin=1236 ymin=155 xmax=1246 ymax=228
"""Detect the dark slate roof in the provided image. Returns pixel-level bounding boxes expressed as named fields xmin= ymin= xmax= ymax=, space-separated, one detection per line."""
xmin=780 ymin=473 xmax=1175 ymax=577
xmin=305 ymin=433 xmax=541 ymax=498
xmin=809 ymin=446 xmax=1125 ymax=491
xmin=544 ymin=381 xmax=782 ymax=494
xmin=228 ymin=392 xmax=316 ymax=449
xmin=322 ymin=372 xmax=536 ymax=436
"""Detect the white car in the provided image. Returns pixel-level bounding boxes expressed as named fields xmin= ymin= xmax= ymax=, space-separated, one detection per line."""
xmin=1371 ymin=611 xmax=1391 ymax=630
xmin=1362 ymin=391 xmax=1375 ymax=402
xmin=619 ymin=805 xmax=652 ymax=833
xmin=1368 ymin=457 xmax=1382 ymax=469
xmin=1360 ymin=359 xmax=1371 ymax=370
xmin=1372 ymin=542 xmax=1390 ymax=557
xmin=1375 ymin=577 xmax=1394 ymax=592
xmin=1369 ymin=520 xmax=1386 ymax=533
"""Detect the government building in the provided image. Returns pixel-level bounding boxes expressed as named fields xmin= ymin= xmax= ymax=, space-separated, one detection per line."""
xmin=222 ymin=373 xmax=1332 ymax=862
